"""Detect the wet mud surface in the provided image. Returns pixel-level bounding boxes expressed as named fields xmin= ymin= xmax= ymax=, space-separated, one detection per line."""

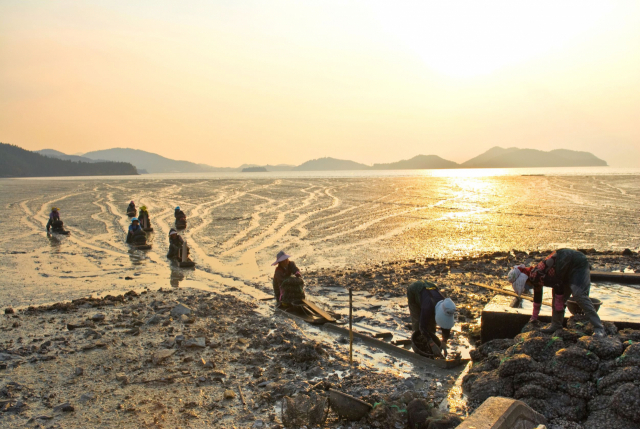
xmin=1 ymin=288 xmax=466 ymax=429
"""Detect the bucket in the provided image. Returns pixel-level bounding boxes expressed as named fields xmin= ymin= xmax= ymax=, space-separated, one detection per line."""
xmin=566 ymin=297 xmax=602 ymax=315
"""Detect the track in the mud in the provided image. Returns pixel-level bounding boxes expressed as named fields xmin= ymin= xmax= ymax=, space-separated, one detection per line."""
xmin=1 ymin=174 xmax=639 ymax=307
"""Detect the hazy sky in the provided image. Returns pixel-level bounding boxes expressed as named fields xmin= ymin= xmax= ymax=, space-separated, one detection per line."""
xmin=2 ymin=1 xmax=639 ymax=167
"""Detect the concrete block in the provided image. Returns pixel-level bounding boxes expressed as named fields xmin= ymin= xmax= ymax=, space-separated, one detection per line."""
xmin=456 ymin=396 xmax=546 ymax=429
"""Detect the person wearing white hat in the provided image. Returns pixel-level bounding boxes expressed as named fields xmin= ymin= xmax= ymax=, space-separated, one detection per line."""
xmin=167 ymin=228 xmax=187 ymax=259
xmin=272 ymin=251 xmax=302 ymax=302
xmin=507 ymin=248 xmax=604 ymax=336
xmin=407 ymin=280 xmax=456 ymax=357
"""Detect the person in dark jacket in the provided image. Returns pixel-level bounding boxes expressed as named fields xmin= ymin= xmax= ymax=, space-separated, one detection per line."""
xmin=272 ymin=251 xmax=302 ymax=302
xmin=407 ymin=280 xmax=456 ymax=357
xmin=138 ymin=205 xmax=151 ymax=228
xmin=127 ymin=201 xmax=136 ymax=215
xmin=46 ymin=207 xmax=61 ymax=232
xmin=507 ymin=248 xmax=604 ymax=336
xmin=174 ymin=206 xmax=186 ymax=220
xmin=126 ymin=218 xmax=143 ymax=243
xmin=167 ymin=228 xmax=188 ymax=259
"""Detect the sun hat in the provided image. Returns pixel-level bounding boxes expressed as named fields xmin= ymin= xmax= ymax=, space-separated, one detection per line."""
xmin=175 ymin=206 xmax=181 ymax=210
xmin=168 ymin=228 xmax=178 ymax=236
xmin=131 ymin=217 xmax=139 ymax=222
xmin=51 ymin=207 xmax=58 ymax=211
xmin=435 ymin=298 xmax=456 ymax=330
xmin=140 ymin=205 xmax=147 ymax=211
xmin=271 ymin=251 xmax=291 ymax=266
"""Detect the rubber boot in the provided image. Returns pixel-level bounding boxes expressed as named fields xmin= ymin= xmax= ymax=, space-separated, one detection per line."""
xmin=541 ymin=309 xmax=564 ymax=334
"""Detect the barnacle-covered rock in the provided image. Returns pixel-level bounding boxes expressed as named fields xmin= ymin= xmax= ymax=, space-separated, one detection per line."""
xmin=498 ymin=353 xmax=540 ymax=378
xmin=597 ymin=367 xmax=640 ymax=395
xmin=547 ymin=419 xmax=585 ymax=429
xmin=558 ymin=380 xmax=596 ymax=400
xmin=469 ymin=338 xmax=514 ymax=362
xmin=547 ymin=361 xmax=592 ymax=383
xmin=464 ymin=369 xmax=514 ymax=403
xmin=593 ymin=359 xmax=618 ymax=379
xmin=567 ymin=316 xmax=594 ymax=335
xmin=614 ymin=342 xmax=640 ymax=368
xmin=584 ymin=408 xmax=638 ymax=429
xmin=587 ymin=394 xmax=611 ymax=413
xmin=514 ymin=384 xmax=548 ymax=399
xmin=610 ymin=383 xmax=640 ymax=423
xmin=513 ymin=371 xmax=557 ymax=390
xmin=468 ymin=354 xmax=501 ymax=374
xmin=509 ymin=336 xmax=564 ymax=361
xmin=577 ymin=335 xmax=623 ymax=360
xmin=553 ymin=328 xmax=587 ymax=344
xmin=617 ymin=329 xmax=640 ymax=344
xmin=514 ymin=329 xmax=549 ymax=343
xmin=555 ymin=346 xmax=600 ymax=372
xmin=521 ymin=392 xmax=587 ymax=422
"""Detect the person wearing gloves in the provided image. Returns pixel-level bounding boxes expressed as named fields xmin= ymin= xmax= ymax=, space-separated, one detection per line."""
xmin=407 ymin=280 xmax=456 ymax=357
xmin=272 ymin=251 xmax=302 ymax=302
xmin=507 ymin=248 xmax=604 ymax=336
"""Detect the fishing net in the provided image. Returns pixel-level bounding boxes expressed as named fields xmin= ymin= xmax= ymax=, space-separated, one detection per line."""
xmin=617 ymin=329 xmax=640 ymax=344
xmin=469 ymin=338 xmax=513 ymax=362
xmin=553 ymin=328 xmax=586 ymax=344
xmin=547 ymin=361 xmax=592 ymax=383
xmin=584 ymin=408 xmax=638 ymax=429
xmin=514 ymin=384 xmax=548 ymax=399
xmin=463 ymin=369 xmax=514 ymax=403
xmin=513 ymin=372 xmax=557 ymax=390
xmin=558 ymin=381 xmax=597 ymax=400
xmin=614 ymin=342 xmax=640 ymax=368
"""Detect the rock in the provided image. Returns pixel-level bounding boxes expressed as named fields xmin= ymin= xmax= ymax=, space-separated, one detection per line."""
xmin=252 ymin=420 xmax=264 ymax=428
xmin=90 ymin=313 xmax=105 ymax=321
xmin=184 ymin=337 xmax=206 ymax=348
xmin=53 ymin=402 xmax=74 ymax=412
xmin=145 ymin=314 xmax=163 ymax=325
xmin=153 ymin=349 xmax=176 ymax=365
xmin=200 ymin=357 xmax=215 ymax=368
xmin=4 ymin=308 xmax=14 ymax=314
xmin=75 ymin=367 xmax=84 ymax=376
xmin=116 ymin=373 xmax=129 ymax=384
xmin=175 ymin=335 xmax=185 ymax=344
xmin=170 ymin=303 xmax=192 ymax=317
xmin=224 ymin=389 xmax=236 ymax=399
xmin=622 ymin=248 xmax=633 ymax=256
xmin=125 ymin=327 xmax=140 ymax=336
xmin=306 ymin=366 xmax=323 ymax=378
xmin=79 ymin=392 xmax=95 ymax=403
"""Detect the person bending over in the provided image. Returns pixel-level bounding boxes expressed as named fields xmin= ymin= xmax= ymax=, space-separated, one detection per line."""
xmin=407 ymin=280 xmax=456 ymax=357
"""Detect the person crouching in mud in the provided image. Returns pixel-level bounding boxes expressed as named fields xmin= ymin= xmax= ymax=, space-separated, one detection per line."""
xmin=407 ymin=280 xmax=456 ymax=357
xmin=167 ymin=229 xmax=188 ymax=259
xmin=126 ymin=218 xmax=142 ymax=243
xmin=507 ymin=248 xmax=605 ymax=336
xmin=272 ymin=251 xmax=302 ymax=303
xmin=46 ymin=207 xmax=61 ymax=232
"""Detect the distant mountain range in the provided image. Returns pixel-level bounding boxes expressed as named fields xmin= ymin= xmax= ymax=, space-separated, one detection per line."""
xmin=1 ymin=143 xmax=137 ymax=177
xmin=29 ymin=145 xmax=608 ymax=175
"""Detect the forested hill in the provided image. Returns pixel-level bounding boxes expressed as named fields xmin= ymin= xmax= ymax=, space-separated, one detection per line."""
xmin=0 ymin=143 xmax=138 ymax=177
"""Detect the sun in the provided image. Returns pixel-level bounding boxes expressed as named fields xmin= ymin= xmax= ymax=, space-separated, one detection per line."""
xmin=370 ymin=2 xmax=611 ymax=78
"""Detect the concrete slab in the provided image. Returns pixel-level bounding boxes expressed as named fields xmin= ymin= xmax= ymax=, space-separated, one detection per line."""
xmin=456 ymin=396 xmax=546 ymax=429
xmin=481 ymin=295 xmax=640 ymax=343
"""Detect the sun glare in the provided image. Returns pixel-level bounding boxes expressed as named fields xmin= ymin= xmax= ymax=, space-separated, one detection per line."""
xmin=370 ymin=2 xmax=611 ymax=78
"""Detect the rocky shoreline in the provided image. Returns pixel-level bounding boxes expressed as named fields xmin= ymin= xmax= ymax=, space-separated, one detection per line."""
xmin=1 ymin=287 xmax=464 ymax=428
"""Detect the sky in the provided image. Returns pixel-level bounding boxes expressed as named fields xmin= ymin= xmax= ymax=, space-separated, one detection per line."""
xmin=1 ymin=1 xmax=639 ymax=167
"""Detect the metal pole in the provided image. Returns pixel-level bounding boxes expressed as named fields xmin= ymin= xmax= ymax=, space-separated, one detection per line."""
xmin=349 ymin=287 xmax=353 ymax=366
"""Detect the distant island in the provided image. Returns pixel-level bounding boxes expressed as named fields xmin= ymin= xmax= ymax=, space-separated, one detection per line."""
xmin=1 ymin=143 xmax=138 ymax=177
xmin=24 ymin=145 xmax=608 ymax=175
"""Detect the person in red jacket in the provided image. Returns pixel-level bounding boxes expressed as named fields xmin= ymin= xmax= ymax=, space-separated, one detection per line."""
xmin=507 ymin=248 xmax=604 ymax=336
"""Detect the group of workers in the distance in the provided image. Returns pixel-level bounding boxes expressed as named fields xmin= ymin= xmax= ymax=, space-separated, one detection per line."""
xmin=271 ymin=247 xmax=606 ymax=359
xmin=45 ymin=203 xmax=607 ymax=357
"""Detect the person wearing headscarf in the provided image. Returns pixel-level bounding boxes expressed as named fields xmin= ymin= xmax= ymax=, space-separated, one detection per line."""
xmin=138 ymin=205 xmax=150 ymax=228
xmin=174 ymin=206 xmax=186 ymax=220
xmin=46 ymin=207 xmax=61 ymax=232
xmin=126 ymin=218 xmax=143 ymax=243
xmin=507 ymin=248 xmax=604 ymax=336
xmin=272 ymin=251 xmax=302 ymax=302
xmin=407 ymin=280 xmax=456 ymax=357
xmin=167 ymin=228 xmax=188 ymax=259
xmin=127 ymin=201 xmax=136 ymax=214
